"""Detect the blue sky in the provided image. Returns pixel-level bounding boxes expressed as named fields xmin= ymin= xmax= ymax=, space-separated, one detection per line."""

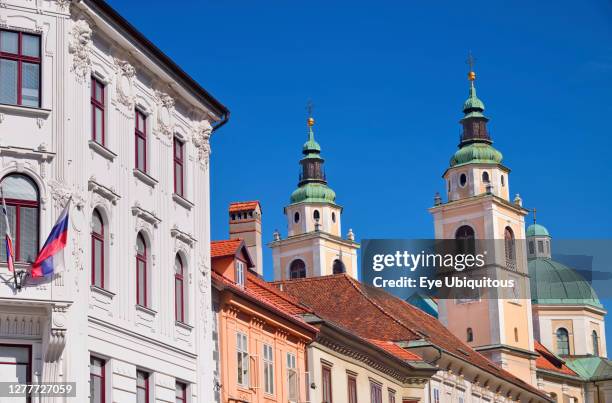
xmin=108 ymin=0 xmax=612 ymax=339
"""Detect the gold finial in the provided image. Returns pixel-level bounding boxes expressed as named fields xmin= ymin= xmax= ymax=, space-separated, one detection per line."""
xmin=466 ymin=51 xmax=476 ymax=81
xmin=306 ymin=99 xmax=315 ymax=126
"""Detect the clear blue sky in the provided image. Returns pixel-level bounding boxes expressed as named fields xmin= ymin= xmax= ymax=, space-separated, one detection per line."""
xmin=108 ymin=0 xmax=612 ymax=341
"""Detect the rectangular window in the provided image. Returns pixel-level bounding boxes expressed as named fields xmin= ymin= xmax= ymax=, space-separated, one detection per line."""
xmin=433 ymin=388 xmax=440 ymax=403
xmin=136 ymin=257 xmax=147 ymax=307
xmin=135 ymin=110 xmax=147 ymax=172
xmin=263 ymin=344 xmax=274 ymax=395
xmin=175 ymin=382 xmax=186 ymax=403
xmin=0 ymin=30 xmax=40 ymax=107
xmin=537 ymin=240 xmax=544 ymax=253
xmin=91 ymin=77 xmax=105 ymax=145
xmin=0 ymin=344 xmax=31 ymax=403
xmin=235 ymin=260 xmax=245 ymax=287
xmin=236 ymin=332 xmax=249 ymax=387
xmin=347 ymin=375 xmax=357 ymax=403
xmin=322 ymin=365 xmax=332 ymax=403
xmin=369 ymin=381 xmax=382 ymax=403
xmin=90 ymin=356 xmax=105 ymax=403
xmin=173 ymin=137 xmax=184 ymax=196
xmin=287 ymin=353 xmax=298 ymax=402
xmin=388 ymin=389 xmax=396 ymax=403
xmin=136 ymin=370 xmax=149 ymax=403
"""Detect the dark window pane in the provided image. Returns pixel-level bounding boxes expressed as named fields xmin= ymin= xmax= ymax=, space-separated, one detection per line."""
xmin=0 ymin=205 xmax=16 ymax=262
xmin=19 ymin=206 xmax=38 ymax=262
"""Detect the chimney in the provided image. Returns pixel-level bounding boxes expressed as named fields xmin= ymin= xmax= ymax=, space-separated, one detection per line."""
xmin=229 ymin=201 xmax=263 ymax=276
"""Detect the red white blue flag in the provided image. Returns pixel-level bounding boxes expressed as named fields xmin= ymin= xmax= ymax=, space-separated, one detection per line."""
xmin=1 ymin=189 xmax=15 ymax=273
xmin=31 ymin=200 xmax=70 ymax=278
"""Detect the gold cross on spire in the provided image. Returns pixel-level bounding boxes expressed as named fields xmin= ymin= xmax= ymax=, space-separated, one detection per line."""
xmin=466 ymin=51 xmax=476 ymax=81
xmin=306 ymin=99 xmax=315 ymax=127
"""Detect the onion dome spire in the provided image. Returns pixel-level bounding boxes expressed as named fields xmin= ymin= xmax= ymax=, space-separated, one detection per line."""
xmin=290 ymin=103 xmax=337 ymax=204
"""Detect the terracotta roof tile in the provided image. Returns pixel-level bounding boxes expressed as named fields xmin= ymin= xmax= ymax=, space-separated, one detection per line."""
xmin=535 ymin=341 xmax=578 ymax=377
xmin=367 ymin=339 xmax=423 ymax=361
xmin=211 ymin=239 xmax=243 ymax=258
xmin=229 ymin=201 xmax=260 ymax=213
xmin=275 ymin=274 xmax=550 ymax=400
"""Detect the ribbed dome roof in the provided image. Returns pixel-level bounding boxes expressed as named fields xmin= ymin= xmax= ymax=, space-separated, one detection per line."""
xmin=527 ymin=223 xmax=550 ymax=237
xmin=529 ymin=258 xmax=602 ymax=309
xmin=450 ymin=143 xmax=503 ymax=167
xmin=290 ymin=183 xmax=336 ymax=204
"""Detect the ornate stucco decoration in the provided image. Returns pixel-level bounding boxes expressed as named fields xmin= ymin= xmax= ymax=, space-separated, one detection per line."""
xmin=55 ymin=0 xmax=71 ymax=12
xmin=192 ymin=120 xmax=212 ymax=167
xmin=114 ymin=58 xmax=136 ymax=108
xmin=171 ymin=226 xmax=197 ymax=249
xmin=45 ymin=304 xmax=69 ymax=362
xmin=88 ymin=177 xmax=121 ymax=205
xmin=48 ymin=179 xmax=84 ymax=210
xmin=154 ymin=90 xmax=175 ymax=139
xmin=68 ymin=19 xmax=92 ymax=83
xmin=131 ymin=203 xmax=161 ymax=228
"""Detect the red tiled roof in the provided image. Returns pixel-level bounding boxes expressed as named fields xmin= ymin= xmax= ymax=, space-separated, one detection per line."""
xmin=229 ymin=201 xmax=260 ymax=213
xmin=211 ymin=239 xmax=243 ymax=258
xmin=534 ymin=341 xmax=578 ymax=377
xmin=367 ymin=339 xmax=423 ymax=361
xmin=275 ymin=274 xmax=550 ymax=400
xmin=211 ymin=270 xmax=316 ymax=335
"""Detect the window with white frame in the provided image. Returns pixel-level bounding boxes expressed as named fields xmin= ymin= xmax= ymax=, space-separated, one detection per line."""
xmin=235 ymin=260 xmax=245 ymax=287
xmin=263 ymin=343 xmax=274 ymax=395
xmin=287 ymin=352 xmax=298 ymax=402
xmin=236 ymin=332 xmax=249 ymax=387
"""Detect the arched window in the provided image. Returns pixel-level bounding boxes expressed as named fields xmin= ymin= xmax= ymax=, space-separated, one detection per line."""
xmin=91 ymin=209 xmax=105 ymax=288
xmin=313 ymin=210 xmax=320 ymax=221
xmin=455 ymin=225 xmax=475 ymax=255
xmin=467 ymin=328 xmax=473 ymax=342
xmin=136 ymin=233 xmax=148 ymax=307
xmin=459 ymin=173 xmax=467 ymax=187
xmin=294 ymin=212 xmax=300 ymax=223
xmin=556 ymin=328 xmax=570 ymax=355
xmin=501 ymin=175 xmax=505 ymax=187
xmin=332 ymin=259 xmax=346 ymax=274
xmin=482 ymin=171 xmax=490 ymax=183
xmin=514 ymin=327 xmax=519 ymax=342
xmin=289 ymin=259 xmax=306 ymax=279
xmin=0 ymin=174 xmax=39 ymax=263
xmin=505 ymin=227 xmax=516 ymax=270
xmin=592 ymin=330 xmax=600 ymax=356
xmin=550 ymin=393 xmax=558 ymax=403
xmin=175 ymin=255 xmax=185 ymax=323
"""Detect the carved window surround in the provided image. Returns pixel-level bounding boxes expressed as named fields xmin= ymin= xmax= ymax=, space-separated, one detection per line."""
xmin=90 ymin=284 xmax=115 ymax=300
xmin=131 ymin=204 xmax=161 ymax=228
xmin=171 ymin=227 xmax=196 ymax=248
xmin=88 ymin=178 xmax=121 ymax=205
xmin=172 ymin=193 xmax=194 ymax=210
xmin=88 ymin=140 xmax=117 ymax=161
xmin=136 ymin=304 xmax=157 ymax=317
xmin=0 ymin=145 xmax=55 ymax=163
xmin=133 ymin=169 xmax=158 ymax=188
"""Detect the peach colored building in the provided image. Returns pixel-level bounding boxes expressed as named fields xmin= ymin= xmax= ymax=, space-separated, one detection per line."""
xmin=211 ymin=238 xmax=317 ymax=403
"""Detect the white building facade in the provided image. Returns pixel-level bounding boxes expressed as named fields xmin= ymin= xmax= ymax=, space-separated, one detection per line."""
xmin=0 ymin=0 xmax=228 ymax=402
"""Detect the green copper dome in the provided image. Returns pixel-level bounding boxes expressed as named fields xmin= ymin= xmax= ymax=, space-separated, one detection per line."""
xmin=290 ymin=182 xmax=336 ymax=204
xmin=527 ymin=223 xmax=550 ymax=237
xmin=463 ymin=81 xmax=485 ymax=116
xmin=529 ymin=258 xmax=603 ymax=309
xmin=450 ymin=143 xmax=503 ymax=167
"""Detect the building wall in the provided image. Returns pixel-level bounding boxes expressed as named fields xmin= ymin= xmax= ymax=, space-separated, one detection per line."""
xmin=537 ymin=376 xmax=584 ymax=403
xmin=0 ymin=0 xmax=221 ymax=401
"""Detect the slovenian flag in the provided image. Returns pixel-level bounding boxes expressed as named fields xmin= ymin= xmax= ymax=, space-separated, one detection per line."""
xmin=1 ymin=189 xmax=15 ymax=273
xmin=31 ymin=200 xmax=70 ymax=278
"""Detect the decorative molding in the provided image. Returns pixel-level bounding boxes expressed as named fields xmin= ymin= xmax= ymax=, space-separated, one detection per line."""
xmin=192 ymin=120 xmax=212 ymax=167
xmin=48 ymin=179 xmax=85 ymax=210
xmin=172 ymin=193 xmax=194 ymax=210
xmin=0 ymin=313 xmax=41 ymax=338
xmin=55 ymin=0 xmax=71 ymax=12
xmin=131 ymin=203 xmax=161 ymax=228
xmin=68 ymin=19 xmax=92 ymax=83
xmin=88 ymin=177 xmax=120 ymax=205
xmin=88 ymin=140 xmax=117 ymax=161
xmin=133 ymin=169 xmax=158 ymax=188
xmin=114 ymin=58 xmax=136 ymax=108
xmin=154 ymin=90 xmax=175 ymax=139
xmin=0 ymin=145 xmax=55 ymax=163
xmin=171 ymin=226 xmax=196 ymax=248
xmin=45 ymin=304 xmax=69 ymax=362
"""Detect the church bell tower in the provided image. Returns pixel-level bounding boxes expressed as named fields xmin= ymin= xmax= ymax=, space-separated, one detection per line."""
xmin=429 ymin=60 xmax=538 ymax=385
xmin=269 ymin=112 xmax=359 ymax=280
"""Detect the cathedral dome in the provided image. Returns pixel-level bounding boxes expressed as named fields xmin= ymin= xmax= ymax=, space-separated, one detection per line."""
xmin=529 ymin=258 xmax=603 ymax=309
xmin=450 ymin=143 xmax=503 ymax=167
xmin=290 ymin=182 xmax=336 ymax=204
xmin=526 ymin=223 xmax=550 ymax=237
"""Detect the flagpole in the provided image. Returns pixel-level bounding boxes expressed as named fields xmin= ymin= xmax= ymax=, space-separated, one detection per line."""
xmin=0 ymin=187 xmax=17 ymax=289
